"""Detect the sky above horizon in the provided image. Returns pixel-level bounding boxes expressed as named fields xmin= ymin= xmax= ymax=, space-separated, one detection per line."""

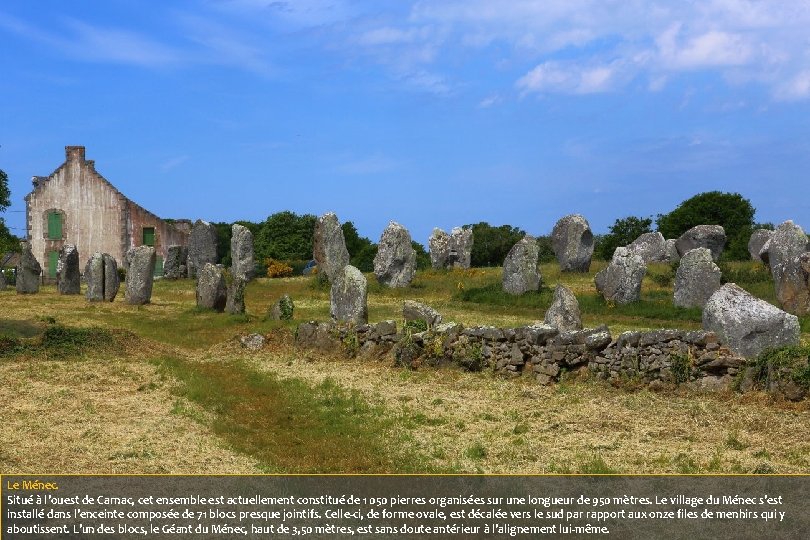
xmin=1 ymin=0 xmax=809 ymax=245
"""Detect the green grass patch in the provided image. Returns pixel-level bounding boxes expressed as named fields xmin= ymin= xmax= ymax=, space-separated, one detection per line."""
xmin=455 ymin=283 xmax=553 ymax=309
xmin=0 ymin=323 xmax=114 ymax=359
xmin=577 ymin=454 xmax=618 ymax=474
xmin=153 ymin=357 xmax=438 ymax=473
xmin=749 ymin=344 xmax=810 ymax=391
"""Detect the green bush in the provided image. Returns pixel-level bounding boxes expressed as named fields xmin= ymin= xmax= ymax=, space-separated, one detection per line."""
xmin=750 ymin=345 xmax=810 ymax=392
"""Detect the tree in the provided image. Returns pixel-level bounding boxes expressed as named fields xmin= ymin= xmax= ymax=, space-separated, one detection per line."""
xmin=656 ymin=191 xmax=755 ymax=260
xmin=466 ymin=222 xmax=527 ymax=267
xmin=254 ymin=211 xmax=317 ymax=261
xmin=0 ymin=169 xmax=18 ymax=255
xmin=596 ymin=216 xmax=653 ymax=260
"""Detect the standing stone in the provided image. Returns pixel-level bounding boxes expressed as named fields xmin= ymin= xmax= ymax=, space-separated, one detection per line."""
xmin=196 ymin=263 xmax=227 ymax=311
xmin=15 ymin=241 xmax=41 ymax=294
xmin=543 ymin=284 xmax=582 ymax=331
xmin=0 ymin=269 xmax=6 ymax=291
xmin=703 ymin=283 xmax=800 ymax=358
xmin=748 ymin=229 xmax=773 ymax=262
xmin=429 ymin=228 xmax=450 ymax=269
xmin=330 ymin=265 xmax=368 ymax=324
xmin=502 ymin=235 xmax=541 ymax=295
xmin=187 ymin=220 xmax=218 ymax=278
xmin=230 ymin=224 xmax=255 ymax=282
xmin=664 ymin=239 xmax=680 ymax=263
xmin=762 ymin=220 xmax=810 ymax=314
xmin=673 ymin=248 xmax=721 ymax=308
xmin=313 ymin=212 xmax=350 ymax=282
xmin=594 ymin=247 xmax=646 ymax=304
xmin=675 ymin=225 xmax=726 ymax=261
xmin=627 ymin=232 xmax=668 ymax=264
xmin=125 ymin=246 xmax=156 ymax=305
xmin=56 ymin=244 xmax=81 ymax=295
xmin=373 ymin=221 xmax=416 ymax=287
xmin=163 ymin=245 xmax=188 ymax=280
xmin=551 ymin=214 xmax=594 ymax=272
xmin=225 ymin=277 xmax=246 ymax=315
xmin=450 ymin=227 xmax=474 ymax=269
xmin=85 ymin=253 xmax=119 ymax=302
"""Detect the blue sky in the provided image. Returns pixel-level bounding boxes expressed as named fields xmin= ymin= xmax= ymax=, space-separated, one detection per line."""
xmin=1 ymin=0 xmax=809 ymax=245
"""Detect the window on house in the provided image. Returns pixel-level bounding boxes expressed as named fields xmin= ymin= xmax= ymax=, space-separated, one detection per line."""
xmin=47 ymin=212 xmax=62 ymax=240
xmin=142 ymin=227 xmax=155 ymax=247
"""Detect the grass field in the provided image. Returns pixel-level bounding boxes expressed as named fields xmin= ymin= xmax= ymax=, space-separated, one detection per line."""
xmin=0 ymin=261 xmax=808 ymax=474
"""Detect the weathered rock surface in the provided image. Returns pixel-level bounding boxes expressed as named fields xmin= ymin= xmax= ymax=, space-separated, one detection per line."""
xmin=373 ymin=221 xmax=416 ymax=287
xmin=544 ymin=284 xmax=582 ymax=331
xmin=187 ymin=220 xmax=218 ymax=278
xmin=748 ymin=229 xmax=773 ymax=262
xmin=231 ymin=224 xmax=255 ymax=282
xmin=627 ymin=232 xmax=669 ymax=263
xmin=763 ymin=220 xmax=810 ymax=314
xmin=594 ymin=247 xmax=646 ymax=304
xmin=403 ymin=300 xmax=443 ymax=329
xmin=56 ymin=244 xmax=80 ymax=294
xmin=313 ymin=212 xmax=350 ymax=282
xmin=268 ymin=295 xmax=295 ymax=320
xmin=450 ymin=227 xmax=473 ymax=269
xmin=665 ymin=239 xmax=680 ymax=263
xmin=675 ymin=225 xmax=726 ymax=261
xmin=0 ymin=270 xmax=6 ymax=290
xmin=125 ymin=246 xmax=156 ymax=305
xmin=85 ymin=253 xmax=119 ymax=302
xmin=331 ymin=265 xmax=368 ymax=324
xmin=551 ymin=214 xmax=594 ymax=272
xmin=502 ymin=235 xmax=541 ymax=295
xmin=240 ymin=334 xmax=266 ymax=351
xmin=428 ymin=228 xmax=450 ymax=269
xmin=163 ymin=245 xmax=188 ymax=280
xmin=225 ymin=277 xmax=246 ymax=315
xmin=103 ymin=254 xmax=120 ymax=302
xmin=16 ymin=242 xmax=41 ymax=294
xmin=673 ymin=248 xmax=721 ymax=308
xmin=196 ymin=263 xmax=227 ymax=311
xmin=703 ymin=283 xmax=800 ymax=358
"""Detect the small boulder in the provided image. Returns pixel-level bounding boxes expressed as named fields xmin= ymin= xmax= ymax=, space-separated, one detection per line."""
xmin=268 ymin=295 xmax=295 ymax=320
xmin=187 ymin=219 xmax=218 ymax=278
xmin=16 ymin=241 xmax=41 ymax=294
xmin=502 ymin=235 xmax=541 ymax=295
xmin=196 ymin=263 xmax=227 ymax=311
xmin=673 ymin=248 xmax=721 ymax=308
xmin=551 ymin=214 xmax=594 ymax=272
xmin=594 ymin=247 xmax=646 ymax=304
xmin=748 ymin=229 xmax=773 ymax=262
xmin=330 ymin=265 xmax=368 ymax=324
xmin=163 ymin=245 xmax=188 ymax=280
xmin=373 ymin=221 xmax=416 ymax=287
xmin=403 ymin=300 xmax=442 ymax=329
xmin=627 ymin=232 xmax=668 ymax=263
xmin=313 ymin=212 xmax=350 ymax=282
xmin=56 ymin=244 xmax=81 ymax=295
xmin=703 ymin=283 xmax=800 ymax=358
xmin=230 ymin=224 xmax=255 ymax=282
xmin=543 ymin=283 xmax=582 ymax=331
xmin=125 ymin=246 xmax=156 ymax=305
xmin=675 ymin=225 xmax=726 ymax=261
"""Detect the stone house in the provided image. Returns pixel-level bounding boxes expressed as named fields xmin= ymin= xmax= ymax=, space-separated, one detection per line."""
xmin=25 ymin=146 xmax=189 ymax=281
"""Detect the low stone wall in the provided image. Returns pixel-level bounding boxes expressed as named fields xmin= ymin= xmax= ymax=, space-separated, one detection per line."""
xmin=296 ymin=320 xmax=748 ymax=392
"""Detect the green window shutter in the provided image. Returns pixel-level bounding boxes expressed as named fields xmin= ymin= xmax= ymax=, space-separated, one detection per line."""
xmin=47 ymin=212 xmax=62 ymax=239
xmin=143 ymin=227 xmax=155 ymax=247
xmin=48 ymin=251 xmax=59 ymax=279
xmin=154 ymin=255 xmax=164 ymax=277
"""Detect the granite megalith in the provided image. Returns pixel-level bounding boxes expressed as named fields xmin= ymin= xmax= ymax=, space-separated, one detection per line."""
xmin=594 ymin=247 xmax=646 ymax=304
xmin=56 ymin=244 xmax=81 ymax=295
xmin=373 ymin=221 xmax=416 ymax=288
xmin=196 ymin=263 xmax=227 ymax=311
xmin=231 ymin=223 xmax=255 ymax=282
xmin=85 ymin=253 xmax=120 ymax=302
xmin=330 ymin=265 xmax=368 ymax=324
xmin=763 ymin=220 xmax=810 ymax=315
xmin=673 ymin=248 xmax=721 ymax=308
xmin=187 ymin=219 xmax=218 ymax=278
xmin=313 ymin=212 xmax=350 ymax=282
xmin=449 ymin=227 xmax=473 ymax=269
xmin=748 ymin=229 xmax=773 ymax=262
xmin=544 ymin=283 xmax=582 ymax=331
xmin=428 ymin=228 xmax=450 ymax=269
xmin=225 ymin=276 xmax=247 ymax=315
xmin=502 ymin=235 xmax=541 ymax=295
xmin=551 ymin=214 xmax=594 ymax=272
xmin=163 ymin=245 xmax=188 ymax=280
xmin=125 ymin=246 xmax=156 ymax=305
xmin=627 ymin=232 xmax=668 ymax=264
xmin=16 ymin=241 xmax=41 ymax=294
xmin=403 ymin=300 xmax=443 ymax=329
xmin=675 ymin=225 xmax=726 ymax=261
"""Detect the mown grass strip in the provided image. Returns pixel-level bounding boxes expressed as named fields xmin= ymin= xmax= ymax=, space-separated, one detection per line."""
xmin=153 ymin=357 xmax=437 ymax=473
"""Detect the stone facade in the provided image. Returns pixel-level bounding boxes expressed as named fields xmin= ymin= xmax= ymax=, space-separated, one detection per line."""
xmin=25 ymin=146 xmax=189 ymax=282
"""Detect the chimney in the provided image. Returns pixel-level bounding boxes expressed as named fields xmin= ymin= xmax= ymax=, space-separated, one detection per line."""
xmin=65 ymin=146 xmax=85 ymax=163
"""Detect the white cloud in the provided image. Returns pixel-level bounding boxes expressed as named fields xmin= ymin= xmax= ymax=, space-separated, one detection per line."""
xmin=477 ymin=94 xmax=501 ymax=108
xmin=517 ymin=60 xmax=619 ymax=95
xmin=657 ymin=24 xmax=753 ymax=69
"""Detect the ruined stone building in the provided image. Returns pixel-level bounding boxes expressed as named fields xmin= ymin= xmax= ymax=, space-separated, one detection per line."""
xmin=25 ymin=146 xmax=189 ymax=280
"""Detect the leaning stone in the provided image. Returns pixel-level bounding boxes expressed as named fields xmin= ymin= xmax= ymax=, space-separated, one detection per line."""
xmin=428 ymin=228 xmax=450 ymax=269
xmin=313 ymin=212 xmax=350 ymax=283
xmin=225 ymin=277 xmax=246 ymax=315
xmin=373 ymin=221 xmax=416 ymax=287
xmin=551 ymin=214 xmax=594 ymax=272
xmin=764 ymin=221 xmax=810 ymax=315
xmin=125 ymin=246 xmax=156 ymax=305
xmin=543 ymin=284 xmax=582 ymax=331
xmin=330 ymin=265 xmax=368 ymax=324
xmin=449 ymin=227 xmax=474 ymax=269
xmin=56 ymin=244 xmax=80 ymax=294
xmin=502 ymin=235 xmax=541 ymax=295
xmin=187 ymin=219 xmax=218 ymax=278
xmin=594 ymin=247 xmax=646 ymax=304
xmin=196 ymin=263 xmax=227 ymax=311
xmin=748 ymin=229 xmax=773 ymax=262
xmin=268 ymin=295 xmax=295 ymax=320
xmin=403 ymin=300 xmax=443 ymax=329
xmin=627 ymin=232 xmax=668 ymax=263
xmin=230 ymin=224 xmax=255 ymax=282
xmin=703 ymin=283 xmax=800 ymax=358
xmin=673 ymin=248 xmax=721 ymax=308
xmin=163 ymin=245 xmax=188 ymax=280
xmin=15 ymin=241 xmax=41 ymax=294
xmin=675 ymin=225 xmax=726 ymax=261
